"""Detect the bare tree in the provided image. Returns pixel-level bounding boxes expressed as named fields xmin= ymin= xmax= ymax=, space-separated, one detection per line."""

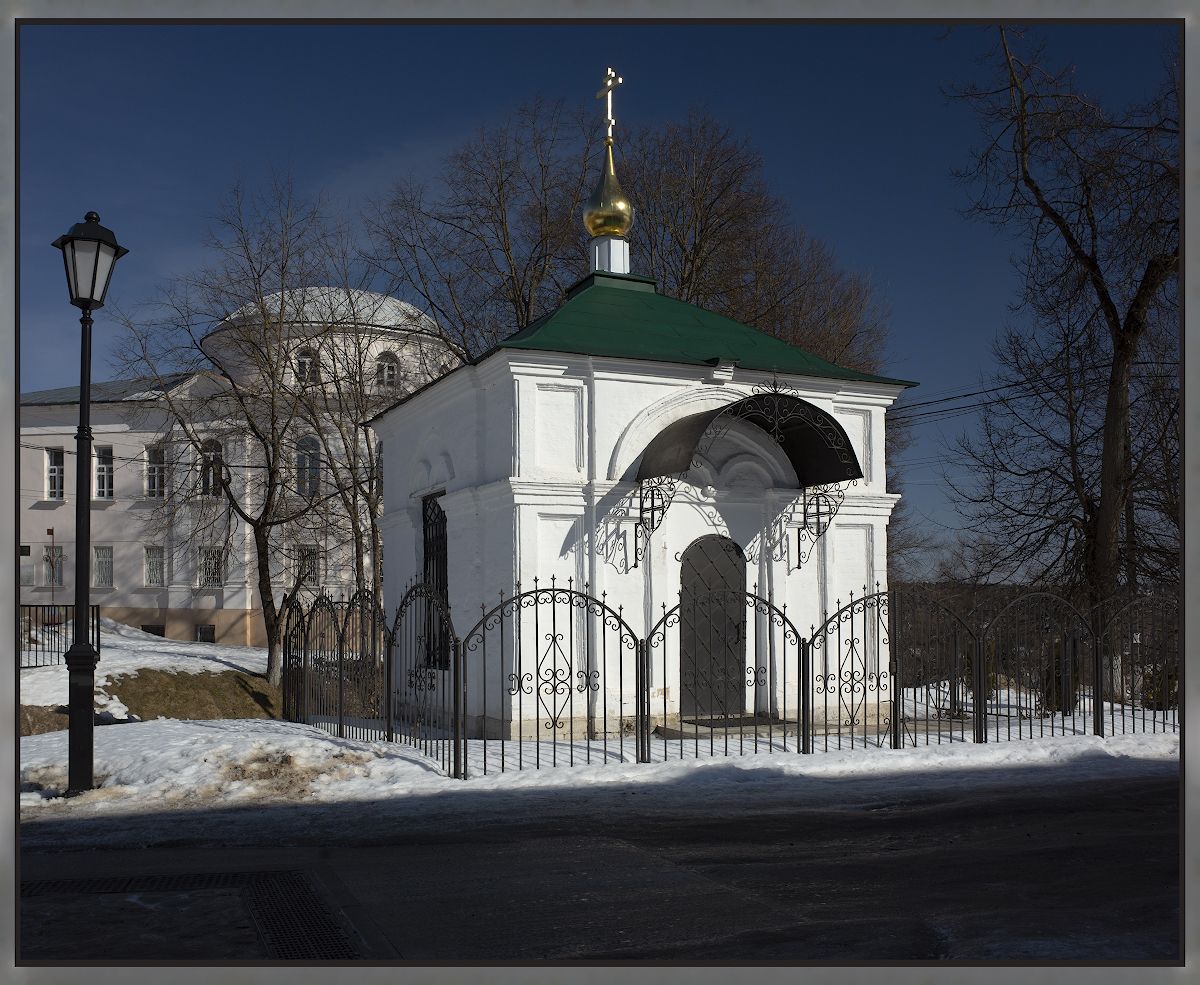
xmin=621 ymin=111 xmax=891 ymax=374
xmin=952 ymin=26 xmax=1179 ymax=602
xmin=364 ymin=99 xmax=595 ymax=357
xmin=116 ymin=179 xmax=359 ymax=685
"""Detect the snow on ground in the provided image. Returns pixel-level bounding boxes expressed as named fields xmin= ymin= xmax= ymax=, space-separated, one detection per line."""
xmin=20 ymin=716 xmax=1178 ymax=831
xmin=18 ymin=622 xmax=1179 ymax=848
xmin=20 ymin=618 xmax=268 ymax=712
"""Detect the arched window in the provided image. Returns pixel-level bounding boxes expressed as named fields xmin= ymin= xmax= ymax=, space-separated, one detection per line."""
xmin=200 ymin=440 xmax=223 ymax=498
xmin=295 ymin=348 xmax=321 ymax=384
xmin=375 ymin=351 xmax=399 ymax=388
xmin=296 ymin=435 xmax=321 ymax=498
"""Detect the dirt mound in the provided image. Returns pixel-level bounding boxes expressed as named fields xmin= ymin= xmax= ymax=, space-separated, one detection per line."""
xmin=20 ymin=670 xmax=282 ymax=736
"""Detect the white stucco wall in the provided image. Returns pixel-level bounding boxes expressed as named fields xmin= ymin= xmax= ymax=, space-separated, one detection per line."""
xmin=375 ymin=348 xmax=905 ymax=731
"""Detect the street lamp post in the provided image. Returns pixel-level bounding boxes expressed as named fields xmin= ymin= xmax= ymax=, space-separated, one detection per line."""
xmin=52 ymin=212 xmax=128 ymax=795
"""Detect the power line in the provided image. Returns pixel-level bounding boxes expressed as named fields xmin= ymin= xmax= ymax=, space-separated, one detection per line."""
xmin=889 ymin=365 xmax=1177 ymax=427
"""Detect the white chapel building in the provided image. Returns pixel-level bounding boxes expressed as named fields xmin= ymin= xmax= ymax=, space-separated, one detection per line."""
xmin=370 ymin=76 xmax=915 ymax=733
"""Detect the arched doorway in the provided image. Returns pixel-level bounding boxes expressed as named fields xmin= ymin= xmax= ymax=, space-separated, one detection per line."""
xmin=679 ymin=535 xmax=747 ymax=721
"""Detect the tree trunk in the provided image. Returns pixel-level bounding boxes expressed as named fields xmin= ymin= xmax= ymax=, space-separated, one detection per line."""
xmin=254 ymin=526 xmax=283 ymax=687
xmin=1123 ymin=423 xmax=1138 ymax=595
xmin=1092 ymin=344 xmax=1134 ymax=604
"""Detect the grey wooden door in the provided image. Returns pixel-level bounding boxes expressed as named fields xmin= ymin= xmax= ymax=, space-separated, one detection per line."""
xmin=679 ymin=535 xmax=747 ymax=721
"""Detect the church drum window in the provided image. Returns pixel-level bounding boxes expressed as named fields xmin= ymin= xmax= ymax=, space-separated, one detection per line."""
xmin=375 ymin=351 xmax=399 ymax=388
xmin=295 ymin=348 xmax=320 ymax=385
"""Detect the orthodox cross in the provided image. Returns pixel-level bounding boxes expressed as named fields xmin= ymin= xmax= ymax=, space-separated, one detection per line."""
xmin=595 ymin=67 xmax=623 ymax=139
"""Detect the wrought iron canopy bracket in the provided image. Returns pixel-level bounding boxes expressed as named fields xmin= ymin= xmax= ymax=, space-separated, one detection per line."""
xmin=633 ymin=376 xmax=860 ymax=569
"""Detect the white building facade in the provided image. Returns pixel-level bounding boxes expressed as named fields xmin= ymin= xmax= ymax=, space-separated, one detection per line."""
xmin=19 ymin=288 xmax=454 ymax=646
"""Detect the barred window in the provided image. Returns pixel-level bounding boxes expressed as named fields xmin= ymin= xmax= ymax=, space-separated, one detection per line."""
xmin=297 ymin=544 xmax=321 ymax=587
xmin=20 ymin=548 xmax=35 ymax=587
xmin=194 ymin=624 xmax=216 ymax=643
xmin=145 ymin=546 xmax=165 ymax=587
xmin=44 ymin=546 xmax=64 ymax=587
xmin=46 ymin=448 xmax=64 ymax=500
xmin=95 ymin=446 xmax=114 ymax=499
xmin=295 ymin=436 xmax=321 ymax=498
xmin=198 ymin=547 xmax=225 ymax=588
xmin=93 ymin=546 xmax=114 ymax=587
xmin=200 ymin=440 xmax=223 ymax=497
xmin=146 ymin=446 xmax=167 ymax=498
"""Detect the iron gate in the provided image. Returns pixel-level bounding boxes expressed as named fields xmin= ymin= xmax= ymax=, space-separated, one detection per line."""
xmin=281 ymin=585 xmax=1180 ymax=779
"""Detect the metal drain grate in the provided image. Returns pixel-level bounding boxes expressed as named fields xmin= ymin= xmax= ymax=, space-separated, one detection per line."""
xmin=242 ymin=871 xmax=359 ymax=960
xmin=21 ymin=870 xmax=359 ymax=960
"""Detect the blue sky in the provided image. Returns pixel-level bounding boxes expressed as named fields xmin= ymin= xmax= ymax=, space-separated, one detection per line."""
xmin=17 ymin=20 xmax=1177 ymax=546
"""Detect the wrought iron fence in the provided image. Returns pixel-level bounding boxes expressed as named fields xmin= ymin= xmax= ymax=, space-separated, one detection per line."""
xmin=18 ymin=605 xmax=101 ymax=669
xmin=281 ymin=584 xmax=1180 ymax=779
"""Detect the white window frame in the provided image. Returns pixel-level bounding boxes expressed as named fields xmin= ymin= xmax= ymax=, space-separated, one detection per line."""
xmin=145 ymin=545 xmax=166 ymax=587
xmin=93 ymin=545 xmax=114 ymax=587
xmin=146 ymin=446 xmax=167 ymax=498
xmin=375 ymin=352 xmax=399 ymax=388
xmin=95 ymin=446 xmax=114 ymax=500
xmin=46 ymin=448 xmax=65 ymax=500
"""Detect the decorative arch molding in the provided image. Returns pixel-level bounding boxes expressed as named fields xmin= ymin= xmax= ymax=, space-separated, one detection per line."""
xmin=608 ymin=385 xmax=756 ymax=481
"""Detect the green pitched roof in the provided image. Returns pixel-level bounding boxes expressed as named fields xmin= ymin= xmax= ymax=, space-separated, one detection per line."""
xmin=498 ymin=271 xmax=917 ymax=388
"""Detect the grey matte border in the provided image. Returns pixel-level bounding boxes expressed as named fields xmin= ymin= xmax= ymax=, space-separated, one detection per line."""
xmin=4 ymin=1 xmax=1193 ymax=984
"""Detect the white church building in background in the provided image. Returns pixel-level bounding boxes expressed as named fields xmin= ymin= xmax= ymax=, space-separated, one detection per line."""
xmin=19 ymin=289 xmax=453 ymax=646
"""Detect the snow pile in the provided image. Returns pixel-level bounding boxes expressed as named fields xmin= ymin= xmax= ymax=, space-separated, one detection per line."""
xmin=20 ymin=618 xmax=268 ymax=711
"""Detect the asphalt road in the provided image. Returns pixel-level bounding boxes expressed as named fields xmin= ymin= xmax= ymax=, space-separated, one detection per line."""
xmin=19 ymin=774 xmax=1180 ymax=962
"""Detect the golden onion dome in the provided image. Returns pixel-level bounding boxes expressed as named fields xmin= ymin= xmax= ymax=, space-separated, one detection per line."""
xmin=582 ymin=137 xmax=634 ymax=238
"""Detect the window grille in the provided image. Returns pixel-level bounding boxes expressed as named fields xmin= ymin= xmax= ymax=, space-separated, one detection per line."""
xmin=146 ymin=446 xmax=167 ymax=498
xmin=46 ymin=448 xmax=64 ymax=500
xmin=200 ymin=441 xmax=223 ymax=497
xmin=44 ymin=546 xmax=64 ymax=587
xmin=194 ymin=624 xmax=216 ymax=643
xmin=20 ymin=549 xmax=35 ymax=587
xmin=93 ymin=546 xmax=113 ymax=587
xmin=95 ymin=446 xmax=114 ymax=499
xmin=145 ymin=546 xmax=165 ymax=587
xmin=198 ymin=547 xmax=225 ymax=588
xmin=296 ymin=544 xmax=321 ymax=588
xmin=376 ymin=352 xmax=399 ymax=388
xmin=422 ymin=492 xmax=449 ymax=668
xmin=296 ymin=437 xmax=321 ymax=498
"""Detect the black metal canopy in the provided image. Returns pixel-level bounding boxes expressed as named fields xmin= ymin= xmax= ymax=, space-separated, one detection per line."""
xmin=634 ymin=392 xmax=864 ymax=488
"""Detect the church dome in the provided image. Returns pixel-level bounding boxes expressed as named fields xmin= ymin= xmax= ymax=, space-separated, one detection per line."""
xmin=223 ymin=287 xmax=438 ymax=335
xmin=582 ymin=139 xmax=634 ymax=239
